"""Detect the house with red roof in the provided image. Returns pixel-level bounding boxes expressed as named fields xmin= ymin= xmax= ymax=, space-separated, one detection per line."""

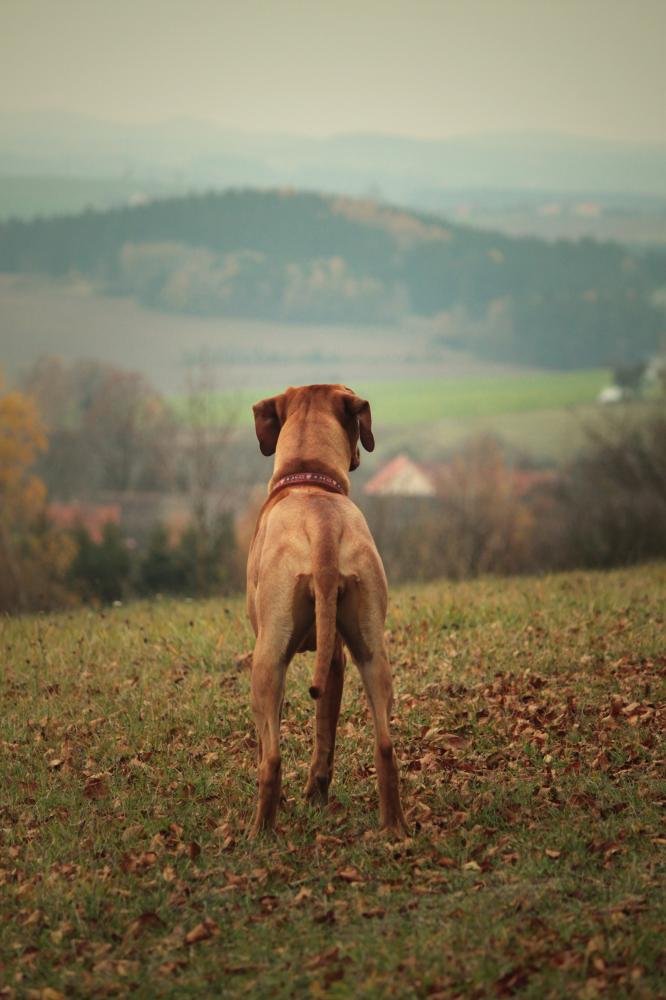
xmin=363 ymin=453 xmax=556 ymax=500
xmin=363 ymin=455 xmax=436 ymax=497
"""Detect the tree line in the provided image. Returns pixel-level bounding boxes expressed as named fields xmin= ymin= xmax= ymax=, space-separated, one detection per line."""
xmin=1 ymin=189 xmax=665 ymax=368
xmin=0 ymin=360 xmax=241 ymax=612
xmin=2 ymin=356 xmax=666 ymax=612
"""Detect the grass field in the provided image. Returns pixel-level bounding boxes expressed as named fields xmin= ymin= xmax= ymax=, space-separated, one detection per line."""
xmin=0 ymin=274 xmax=614 ymax=462
xmin=0 ymin=276 xmax=521 ymax=398
xmin=345 ymin=372 xmax=609 ymax=425
xmin=182 ymin=371 xmax=614 ymax=467
xmin=1 ymin=564 xmax=664 ymax=998
xmin=177 ymin=370 xmax=609 ymax=428
xmin=375 ymin=405 xmax=603 ymax=465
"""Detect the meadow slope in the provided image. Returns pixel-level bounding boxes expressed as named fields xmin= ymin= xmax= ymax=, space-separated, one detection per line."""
xmin=190 ymin=370 xmax=609 ymax=428
xmin=1 ymin=565 xmax=664 ymax=998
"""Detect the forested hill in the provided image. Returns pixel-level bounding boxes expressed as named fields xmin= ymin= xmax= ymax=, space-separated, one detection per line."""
xmin=1 ymin=188 xmax=665 ymax=369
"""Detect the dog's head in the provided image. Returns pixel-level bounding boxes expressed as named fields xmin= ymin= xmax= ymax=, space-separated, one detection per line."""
xmin=252 ymin=384 xmax=374 ymax=472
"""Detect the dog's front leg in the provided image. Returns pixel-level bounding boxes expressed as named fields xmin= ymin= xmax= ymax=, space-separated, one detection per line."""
xmin=359 ymin=645 xmax=408 ymax=836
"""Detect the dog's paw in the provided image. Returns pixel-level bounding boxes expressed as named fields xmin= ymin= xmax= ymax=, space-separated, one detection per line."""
xmin=247 ymin=814 xmax=279 ymax=840
xmin=379 ymin=818 xmax=411 ymax=840
xmin=304 ymin=774 xmax=329 ymax=805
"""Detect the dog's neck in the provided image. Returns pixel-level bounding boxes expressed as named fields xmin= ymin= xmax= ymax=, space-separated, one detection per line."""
xmin=266 ymin=407 xmax=355 ymax=496
xmin=269 ymin=456 xmax=350 ymax=495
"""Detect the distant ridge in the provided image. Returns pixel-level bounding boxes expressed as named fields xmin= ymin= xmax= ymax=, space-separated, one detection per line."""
xmin=1 ymin=112 xmax=666 ymax=198
xmin=1 ymin=187 xmax=664 ymax=370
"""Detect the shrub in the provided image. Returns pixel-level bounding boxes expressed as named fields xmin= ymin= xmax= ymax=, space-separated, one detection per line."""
xmin=558 ymin=405 xmax=666 ymax=568
xmin=137 ymin=523 xmax=186 ymax=594
xmin=68 ymin=522 xmax=131 ymax=603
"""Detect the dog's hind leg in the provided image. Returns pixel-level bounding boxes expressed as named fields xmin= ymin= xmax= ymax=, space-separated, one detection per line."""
xmin=358 ymin=644 xmax=408 ymax=835
xmin=249 ymin=637 xmax=287 ymax=837
xmin=305 ymin=636 xmax=346 ymax=804
xmin=337 ymin=575 xmax=407 ymax=836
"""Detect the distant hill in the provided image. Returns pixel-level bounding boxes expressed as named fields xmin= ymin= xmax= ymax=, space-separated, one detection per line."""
xmin=1 ymin=188 xmax=665 ymax=369
xmin=2 ymin=113 xmax=666 ymax=198
xmin=3 ymin=114 xmax=666 ymax=245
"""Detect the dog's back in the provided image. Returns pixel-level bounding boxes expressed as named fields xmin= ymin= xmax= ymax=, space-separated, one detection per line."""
xmin=248 ymin=488 xmax=387 ymax=697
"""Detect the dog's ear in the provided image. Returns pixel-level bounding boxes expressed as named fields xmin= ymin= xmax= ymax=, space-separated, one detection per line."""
xmin=343 ymin=391 xmax=375 ymax=454
xmin=252 ymin=394 xmax=285 ymax=456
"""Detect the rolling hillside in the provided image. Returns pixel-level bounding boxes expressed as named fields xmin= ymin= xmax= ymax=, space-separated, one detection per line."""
xmin=2 ymin=189 xmax=665 ymax=369
xmin=2 ymin=564 xmax=664 ymax=997
xmin=1 ymin=274 xmax=616 ymax=466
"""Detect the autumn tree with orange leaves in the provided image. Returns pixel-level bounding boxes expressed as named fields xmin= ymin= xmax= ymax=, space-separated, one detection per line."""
xmin=0 ymin=371 xmax=74 ymax=611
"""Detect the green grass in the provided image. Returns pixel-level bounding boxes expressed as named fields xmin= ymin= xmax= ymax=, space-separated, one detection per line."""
xmin=370 ymin=403 xmax=615 ymax=466
xmin=355 ymin=371 xmax=609 ymax=425
xmin=1 ymin=564 xmax=664 ymax=998
xmin=174 ymin=370 xmax=609 ymax=431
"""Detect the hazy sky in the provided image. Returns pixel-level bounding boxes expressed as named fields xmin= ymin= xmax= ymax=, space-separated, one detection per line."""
xmin=2 ymin=0 xmax=665 ymax=141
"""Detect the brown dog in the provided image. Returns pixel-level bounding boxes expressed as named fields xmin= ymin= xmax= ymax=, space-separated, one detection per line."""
xmin=246 ymin=384 xmax=407 ymax=836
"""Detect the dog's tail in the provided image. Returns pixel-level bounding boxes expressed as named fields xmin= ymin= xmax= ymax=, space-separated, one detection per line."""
xmin=309 ymin=530 xmax=339 ymax=700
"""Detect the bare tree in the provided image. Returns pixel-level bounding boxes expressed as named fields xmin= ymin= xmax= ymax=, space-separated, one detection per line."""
xmin=19 ymin=358 xmax=176 ymax=497
xmin=181 ymin=354 xmax=239 ymax=592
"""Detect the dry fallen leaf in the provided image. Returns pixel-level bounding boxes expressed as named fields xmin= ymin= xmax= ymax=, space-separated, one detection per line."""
xmin=126 ymin=911 xmax=164 ymax=938
xmin=83 ymin=774 xmax=109 ymax=799
xmin=337 ymin=867 xmax=363 ymax=883
xmin=293 ymin=887 xmax=312 ymax=905
xmin=184 ymin=917 xmax=219 ymax=945
xmin=307 ymin=946 xmax=340 ymax=970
